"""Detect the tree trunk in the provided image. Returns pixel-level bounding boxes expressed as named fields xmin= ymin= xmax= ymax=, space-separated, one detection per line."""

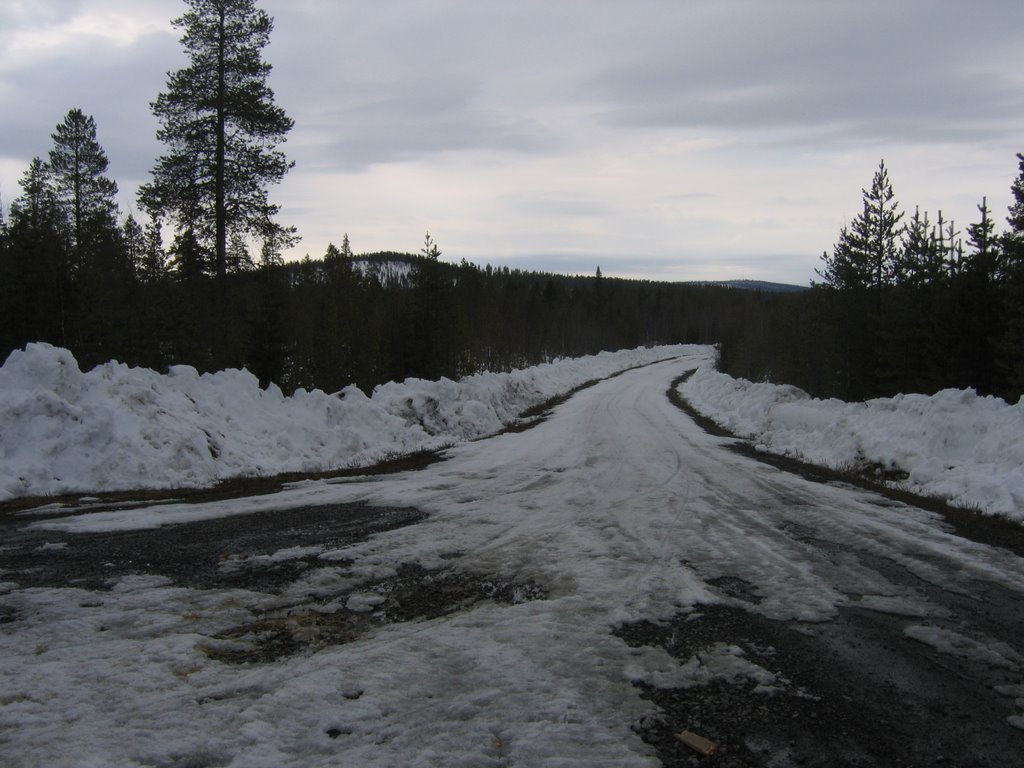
xmin=213 ymin=4 xmax=229 ymax=367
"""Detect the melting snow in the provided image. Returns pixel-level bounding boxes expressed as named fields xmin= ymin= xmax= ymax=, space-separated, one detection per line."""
xmin=2 ymin=349 xmax=1024 ymax=766
xmin=680 ymin=367 xmax=1024 ymax=521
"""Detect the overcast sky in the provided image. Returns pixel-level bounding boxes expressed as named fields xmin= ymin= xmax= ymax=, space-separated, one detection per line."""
xmin=2 ymin=0 xmax=1022 ymax=285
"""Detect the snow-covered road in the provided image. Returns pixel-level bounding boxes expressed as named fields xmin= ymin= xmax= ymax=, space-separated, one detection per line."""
xmin=2 ymin=352 xmax=1023 ymax=767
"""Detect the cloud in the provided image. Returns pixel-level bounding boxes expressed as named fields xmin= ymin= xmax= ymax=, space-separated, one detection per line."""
xmin=266 ymin=1 xmax=583 ymax=172
xmin=295 ymin=81 xmax=554 ymax=173
xmin=0 ymin=1 xmax=170 ymax=70
xmin=590 ymin=0 xmax=1024 ymax=145
xmin=2 ymin=0 xmax=1023 ymax=286
xmin=0 ymin=1 xmax=175 ymax=188
xmin=498 ymin=194 xmax=614 ymax=220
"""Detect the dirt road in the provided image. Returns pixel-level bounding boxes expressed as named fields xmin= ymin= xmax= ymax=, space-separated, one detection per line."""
xmin=2 ymin=355 xmax=1023 ymax=767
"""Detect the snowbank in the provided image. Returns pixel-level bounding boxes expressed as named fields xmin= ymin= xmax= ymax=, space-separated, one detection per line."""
xmin=0 ymin=343 xmax=690 ymax=500
xmin=8 ymin=342 xmax=1019 ymax=521
xmin=680 ymin=367 xmax=1024 ymax=521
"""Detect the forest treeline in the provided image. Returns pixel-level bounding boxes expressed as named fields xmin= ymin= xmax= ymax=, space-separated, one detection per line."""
xmin=718 ymin=157 xmax=1024 ymax=404
xmin=0 ymin=98 xmax=771 ymax=396
xmin=0 ymin=0 xmax=761 ymax=396
xmin=2 ymin=2 xmax=1022 ymax=404
xmin=2 ymin=105 xmax=1022 ymax=403
xmin=0 ymin=188 xmax=767 ymax=394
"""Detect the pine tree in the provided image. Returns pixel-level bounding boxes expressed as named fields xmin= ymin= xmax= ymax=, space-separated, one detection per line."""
xmin=996 ymin=153 xmax=1024 ymax=398
xmin=8 ymin=159 xmax=62 ymax=234
xmin=1009 ymin=153 xmax=1024 ymax=229
xmin=140 ymin=0 xmax=296 ymax=365
xmin=1002 ymin=153 xmax=1024 ymax=280
xmin=817 ymin=160 xmax=904 ymax=292
xmin=47 ymin=108 xmax=119 ymax=262
xmin=226 ymin=231 xmax=255 ymax=272
xmin=407 ymin=231 xmax=459 ymax=379
xmin=0 ymin=198 xmax=12 ymax=355
xmin=5 ymin=159 xmax=71 ymax=348
xmin=940 ymin=215 xmax=963 ymax=279
xmin=951 ymin=197 xmax=1001 ymax=394
xmin=168 ymin=229 xmax=209 ymax=283
xmin=258 ymin=226 xmax=291 ymax=268
xmin=816 ymin=223 xmax=870 ymax=290
xmin=140 ymin=217 xmax=168 ymax=284
xmin=897 ymin=207 xmax=935 ymax=287
xmin=864 ymin=161 xmax=904 ymax=290
xmin=816 ymin=161 xmax=905 ymax=399
xmin=323 ymin=242 xmax=343 ymax=264
xmin=966 ymin=197 xmax=997 ymax=275
xmin=0 ymin=201 xmax=7 ymax=255
xmin=122 ymin=215 xmax=147 ymax=277
xmin=421 ymin=231 xmax=441 ymax=260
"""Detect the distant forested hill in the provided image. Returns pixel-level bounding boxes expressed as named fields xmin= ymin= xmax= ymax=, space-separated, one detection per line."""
xmin=697 ymin=280 xmax=809 ymax=293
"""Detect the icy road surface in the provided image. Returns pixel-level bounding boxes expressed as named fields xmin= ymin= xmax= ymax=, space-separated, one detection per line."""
xmin=2 ymin=351 xmax=1023 ymax=767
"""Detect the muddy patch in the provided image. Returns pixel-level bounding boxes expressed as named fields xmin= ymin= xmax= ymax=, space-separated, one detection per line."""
xmin=202 ymin=563 xmax=547 ymax=663
xmin=0 ymin=503 xmax=426 ymax=592
xmin=706 ymin=576 xmax=762 ymax=605
xmin=615 ymin=603 xmax=1024 ymax=768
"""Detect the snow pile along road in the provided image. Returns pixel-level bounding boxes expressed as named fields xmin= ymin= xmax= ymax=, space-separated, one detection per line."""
xmin=680 ymin=367 xmax=1024 ymax=521
xmin=0 ymin=342 xmax=691 ymax=501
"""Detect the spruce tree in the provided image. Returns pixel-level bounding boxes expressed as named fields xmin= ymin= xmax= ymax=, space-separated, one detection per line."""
xmin=816 ymin=161 xmax=905 ymax=399
xmin=865 ymin=161 xmax=904 ymax=289
xmin=817 ymin=161 xmax=903 ymax=292
xmin=140 ymin=0 xmax=296 ymax=365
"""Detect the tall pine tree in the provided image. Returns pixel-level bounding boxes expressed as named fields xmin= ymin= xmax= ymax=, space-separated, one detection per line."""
xmin=140 ymin=0 xmax=296 ymax=366
xmin=47 ymin=108 xmax=119 ymax=266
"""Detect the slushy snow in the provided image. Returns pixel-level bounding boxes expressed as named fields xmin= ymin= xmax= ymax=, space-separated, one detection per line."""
xmin=679 ymin=366 xmax=1024 ymax=521
xmin=4 ymin=350 xmax=1024 ymax=766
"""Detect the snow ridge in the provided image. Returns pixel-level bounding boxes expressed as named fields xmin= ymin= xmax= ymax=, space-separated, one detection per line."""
xmin=5 ymin=343 xmax=1021 ymax=522
xmin=0 ymin=343 xmax=691 ymax=501
xmin=680 ymin=366 xmax=1024 ymax=521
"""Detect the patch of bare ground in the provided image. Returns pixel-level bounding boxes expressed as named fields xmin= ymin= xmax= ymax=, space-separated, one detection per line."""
xmin=203 ymin=564 xmax=546 ymax=664
xmin=617 ymin=600 xmax=1024 ymax=768
xmin=637 ymin=369 xmax=1024 ymax=767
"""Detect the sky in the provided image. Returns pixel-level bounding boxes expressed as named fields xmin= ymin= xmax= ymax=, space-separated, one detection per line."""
xmin=1 ymin=1 xmax=1022 ymax=285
